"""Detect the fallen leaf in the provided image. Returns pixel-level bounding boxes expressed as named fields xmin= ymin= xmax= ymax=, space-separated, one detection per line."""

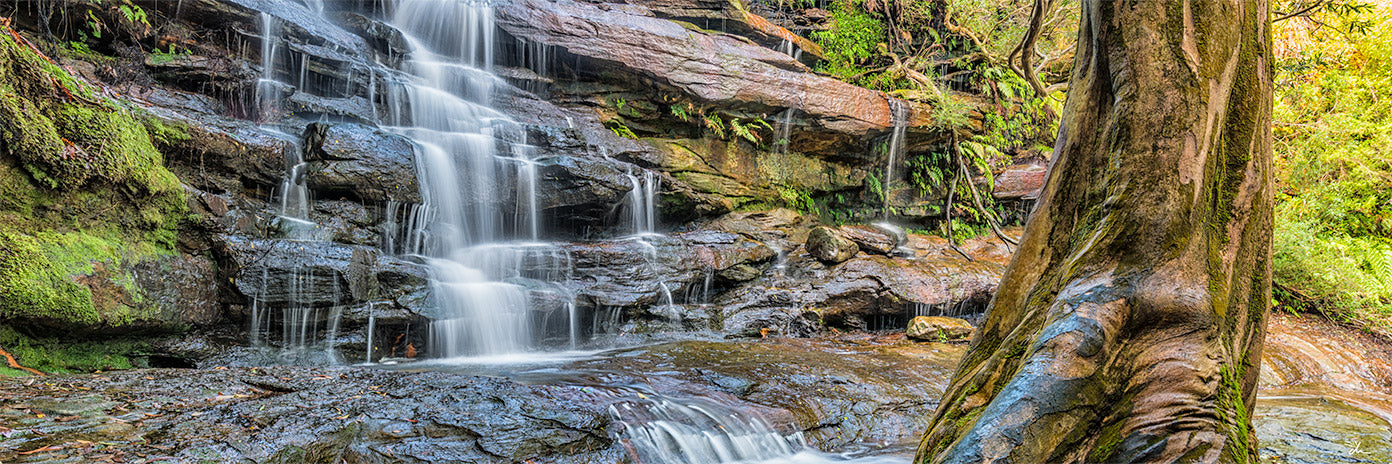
xmin=19 ymin=445 xmax=62 ymax=455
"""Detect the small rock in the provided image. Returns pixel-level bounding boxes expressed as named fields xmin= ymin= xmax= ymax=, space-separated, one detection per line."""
xmin=906 ymin=316 xmax=974 ymax=341
xmin=806 ymin=226 xmax=858 ymax=264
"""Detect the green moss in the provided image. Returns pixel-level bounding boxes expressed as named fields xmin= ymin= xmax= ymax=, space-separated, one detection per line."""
xmin=0 ymin=326 xmax=146 ymax=375
xmin=0 ymin=27 xmax=186 ymax=332
xmin=1216 ymin=363 xmax=1255 ymax=463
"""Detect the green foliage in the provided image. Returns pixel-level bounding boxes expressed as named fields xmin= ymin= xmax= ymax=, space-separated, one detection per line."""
xmin=0 ymin=326 xmax=147 ymax=375
xmin=1272 ymin=4 xmax=1392 ymax=336
xmin=149 ymin=44 xmax=192 ymax=65
xmin=813 ymin=1 xmax=891 ymax=89
xmin=670 ymin=104 xmax=691 ymax=122
xmin=703 ymin=113 xmax=726 ymax=138
xmin=778 ymin=186 xmax=819 ymax=215
xmin=608 ymin=120 xmax=638 ymax=139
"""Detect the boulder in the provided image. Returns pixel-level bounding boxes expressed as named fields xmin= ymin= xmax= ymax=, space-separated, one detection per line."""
xmin=806 ymin=226 xmax=857 ymax=264
xmin=839 ymin=224 xmax=901 ymax=255
xmin=906 ymin=316 xmax=974 ymax=341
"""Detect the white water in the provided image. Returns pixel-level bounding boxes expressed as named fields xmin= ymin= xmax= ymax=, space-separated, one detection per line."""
xmin=626 ymin=169 xmax=659 ymax=235
xmin=881 ymin=100 xmax=908 ymax=219
xmin=383 ymin=0 xmax=582 ymax=358
xmin=613 ymin=395 xmax=908 ymax=464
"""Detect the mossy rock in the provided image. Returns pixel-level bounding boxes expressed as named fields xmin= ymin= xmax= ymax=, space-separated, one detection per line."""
xmin=0 ymin=27 xmax=189 ymax=333
xmin=0 ymin=326 xmax=149 ymax=375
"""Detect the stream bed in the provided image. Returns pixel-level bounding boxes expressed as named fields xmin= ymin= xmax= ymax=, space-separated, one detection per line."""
xmin=2 ymin=313 xmax=1390 ymax=463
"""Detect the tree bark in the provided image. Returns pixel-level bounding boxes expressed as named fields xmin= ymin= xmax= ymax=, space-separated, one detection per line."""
xmin=915 ymin=1 xmax=1273 ymax=463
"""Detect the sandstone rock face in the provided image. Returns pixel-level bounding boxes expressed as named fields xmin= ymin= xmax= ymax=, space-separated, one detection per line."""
xmin=907 ymin=316 xmax=974 ymax=341
xmin=992 ymin=163 xmax=1048 ymax=200
xmin=806 ymin=226 xmax=858 ymax=264
xmin=494 ymin=0 xmax=934 ymax=152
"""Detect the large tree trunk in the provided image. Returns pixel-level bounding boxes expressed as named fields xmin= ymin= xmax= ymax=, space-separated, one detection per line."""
xmin=915 ymin=1 xmax=1272 ymax=463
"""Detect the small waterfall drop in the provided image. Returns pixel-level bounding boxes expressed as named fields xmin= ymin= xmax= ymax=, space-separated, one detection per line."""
xmin=611 ymin=394 xmax=906 ymax=464
xmin=612 ymin=396 xmax=803 ymax=463
xmin=625 ymin=169 xmax=659 ymax=235
xmin=881 ymin=100 xmax=908 ymax=219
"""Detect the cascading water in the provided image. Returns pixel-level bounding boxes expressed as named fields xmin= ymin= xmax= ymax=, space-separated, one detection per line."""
xmin=612 ymin=394 xmax=907 ymax=464
xmin=612 ymin=396 xmax=804 ymax=463
xmin=382 ymin=0 xmax=579 ymax=357
xmin=881 ymin=99 xmax=908 ymax=219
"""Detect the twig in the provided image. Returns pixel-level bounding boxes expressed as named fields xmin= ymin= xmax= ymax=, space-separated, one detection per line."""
xmin=1275 ymin=0 xmax=1327 ymax=22
xmin=956 ymin=146 xmax=1018 ymax=250
xmin=0 ymin=346 xmax=43 ymax=376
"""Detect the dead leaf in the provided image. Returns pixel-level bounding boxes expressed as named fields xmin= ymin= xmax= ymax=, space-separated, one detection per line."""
xmin=18 ymin=445 xmax=62 ymax=455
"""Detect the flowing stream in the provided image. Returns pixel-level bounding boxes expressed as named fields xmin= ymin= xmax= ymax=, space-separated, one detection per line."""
xmin=237 ymin=2 xmax=1392 ymax=464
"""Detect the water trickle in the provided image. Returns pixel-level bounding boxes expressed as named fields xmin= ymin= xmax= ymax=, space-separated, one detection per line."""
xmin=882 ymin=100 xmax=908 ymax=219
xmin=777 ymin=38 xmax=802 ymax=62
xmin=624 ymin=169 xmax=659 ymax=235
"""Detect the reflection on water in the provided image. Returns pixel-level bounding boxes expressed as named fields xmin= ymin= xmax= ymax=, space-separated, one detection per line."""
xmin=1256 ymin=388 xmax=1392 ymax=464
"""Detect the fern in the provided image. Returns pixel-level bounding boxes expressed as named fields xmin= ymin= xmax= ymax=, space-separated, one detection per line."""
xmin=730 ymin=118 xmax=761 ymax=145
xmin=703 ymin=113 xmax=726 ymax=138
xmin=670 ymin=104 xmax=690 ymax=122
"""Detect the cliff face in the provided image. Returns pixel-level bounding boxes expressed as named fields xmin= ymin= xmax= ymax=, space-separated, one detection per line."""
xmin=0 ymin=0 xmax=1037 ymax=366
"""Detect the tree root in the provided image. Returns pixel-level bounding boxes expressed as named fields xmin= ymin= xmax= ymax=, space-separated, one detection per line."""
xmin=0 ymin=346 xmax=44 ymax=376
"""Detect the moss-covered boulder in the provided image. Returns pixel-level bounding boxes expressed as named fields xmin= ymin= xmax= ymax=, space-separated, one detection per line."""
xmin=0 ymin=27 xmax=193 ymax=334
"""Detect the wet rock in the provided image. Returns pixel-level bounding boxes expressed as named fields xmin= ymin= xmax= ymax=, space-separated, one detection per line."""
xmin=144 ymin=54 xmax=257 ymax=92
xmin=564 ymin=231 xmax=776 ymax=311
xmin=336 ymin=12 xmax=411 ymax=61
xmin=648 ymin=138 xmax=863 ymax=209
xmin=220 ymin=236 xmax=429 ymax=308
xmin=906 ymin=316 xmax=973 ymax=341
xmin=302 ymin=123 xmax=421 ymax=203
xmin=707 ymin=208 xmax=812 ymax=253
xmin=609 ymin=0 xmax=826 ymax=65
xmin=309 ymin=200 xmax=381 ymax=246
xmin=160 ymin=0 xmax=370 ymax=55
xmin=0 ymin=367 xmax=621 ymax=463
xmin=535 ymin=155 xmax=632 ymax=229
xmin=839 ymin=224 xmax=900 ymax=255
xmin=718 ymin=233 xmax=1005 ymax=333
xmin=285 ymin=92 xmax=376 ymax=122
xmin=720 ymin=305 xmax=821 ymax=338
xmin=142 ymin=98 xmax=290 ymax=195
xmin=806 ymin=226 xmax=857 ymax=264
xmin=132 ymin=253 xmax=221 ymax=327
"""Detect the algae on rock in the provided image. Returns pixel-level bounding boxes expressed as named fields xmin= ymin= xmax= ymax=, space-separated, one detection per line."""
xmin=0 ymin=27 xmax=188 ymax=334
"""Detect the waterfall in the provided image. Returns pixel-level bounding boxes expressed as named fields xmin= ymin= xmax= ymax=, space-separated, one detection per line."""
xmin=881 ymin=100 xmax=908 ymax=219
xmin=381 ymin=0 xmax=583 ymax=357
xmin=625 ymin=169 xmax=659 ymax=235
